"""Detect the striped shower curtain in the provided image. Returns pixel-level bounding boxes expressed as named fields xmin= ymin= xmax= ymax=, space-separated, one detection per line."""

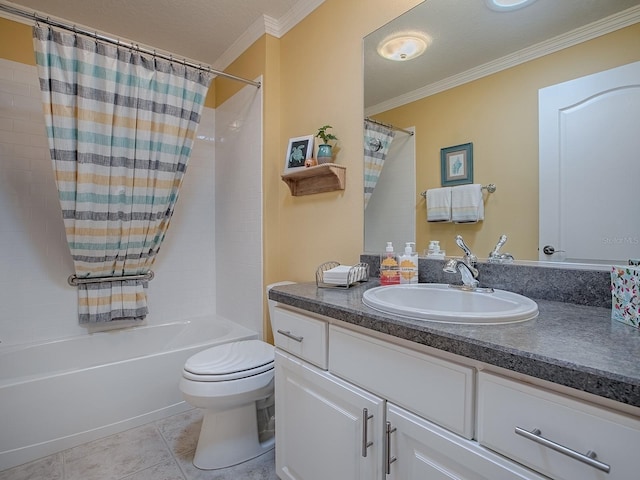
xmin=33 ymin=26 xmax=211 ymax=323
xmin=364 ymin=121 xmax=395 ymax=209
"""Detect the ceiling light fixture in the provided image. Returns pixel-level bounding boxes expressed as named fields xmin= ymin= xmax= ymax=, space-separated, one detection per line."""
xmin=485 ymin=0 xmax=538 ymax=12
xmin=377 ymin=32 xmax=431 ymax=61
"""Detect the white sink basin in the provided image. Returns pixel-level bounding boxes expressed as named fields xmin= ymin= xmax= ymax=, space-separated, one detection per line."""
xmin=362 ymin=284 xmax=538 ymax=324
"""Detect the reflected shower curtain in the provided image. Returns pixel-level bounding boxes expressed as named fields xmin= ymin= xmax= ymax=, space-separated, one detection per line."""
xmin=364 ymin=120 xmax=395 ymax=209
xmin=33 ymin=26 xmax=211 ymax=323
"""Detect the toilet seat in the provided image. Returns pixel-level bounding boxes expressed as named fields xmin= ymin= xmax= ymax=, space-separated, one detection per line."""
xmin=183 ymin=340 xmax=274 ymax=382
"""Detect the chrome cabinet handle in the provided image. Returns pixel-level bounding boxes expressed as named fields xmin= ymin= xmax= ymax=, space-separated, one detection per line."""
xmin=276 ymin=329 xmax=303 ymax=342
xmin=515 ymin=427 xmax=610 ymax=473
xmin=361 ymin=408 xmax=374 ymax=457
xmin=385 ymin=421 xmax=397 ymax=474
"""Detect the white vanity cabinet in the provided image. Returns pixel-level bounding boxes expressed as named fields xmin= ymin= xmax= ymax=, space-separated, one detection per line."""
xmin=270 ymin=302 xmax=635 ymax=480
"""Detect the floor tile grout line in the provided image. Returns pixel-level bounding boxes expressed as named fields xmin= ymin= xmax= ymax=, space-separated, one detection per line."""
xmin=154 ymin=416 xmax=189 ymax=480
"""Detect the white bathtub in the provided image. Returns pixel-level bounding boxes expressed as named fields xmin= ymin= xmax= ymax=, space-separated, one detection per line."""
xmin=0 ymin=315 xmax=258 ymax=471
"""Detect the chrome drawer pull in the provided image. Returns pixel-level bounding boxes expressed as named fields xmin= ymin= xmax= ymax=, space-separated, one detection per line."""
xmin=514 ymin=426 xmax=610 ymax=473
xmin=361 ymin=408 xmax=374 ymax=457
xmin=385 ymin=421 xmax=397 ymax=474
xmin=276 ymin=329 xmax=303 ymax=342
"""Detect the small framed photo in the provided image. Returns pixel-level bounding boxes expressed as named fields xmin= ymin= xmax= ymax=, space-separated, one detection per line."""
xmin=441 ymin=142 xmax=473 ymax=186
xmin=284 ymin=135 xmax=314 ymax=173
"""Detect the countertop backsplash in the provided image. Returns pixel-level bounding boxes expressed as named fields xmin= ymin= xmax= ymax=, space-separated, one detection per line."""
xmin=360 ymin=254 xmax=611 ymax=308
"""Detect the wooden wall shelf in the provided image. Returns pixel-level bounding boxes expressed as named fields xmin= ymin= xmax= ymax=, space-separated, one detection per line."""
xmin=281 ymin=163 xmax=346 ymax=196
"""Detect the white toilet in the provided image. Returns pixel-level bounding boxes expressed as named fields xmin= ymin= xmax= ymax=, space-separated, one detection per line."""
xmin=179 ymin=282 xmax=292 ymax=470
xmin=180 ymin=339 xmax=275 ymax=469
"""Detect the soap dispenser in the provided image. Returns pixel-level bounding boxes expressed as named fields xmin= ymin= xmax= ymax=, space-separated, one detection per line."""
xmin=399 ymin=242 xmax=419 ymax=284
xmin=380 ymin=242 xmax=400 ymax=285
xmin=426 ymin=240 xmax=445 ymax=259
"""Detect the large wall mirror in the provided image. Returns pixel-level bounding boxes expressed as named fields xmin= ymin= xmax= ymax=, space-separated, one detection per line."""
xmin=363 ymin=0 xmax=640 ymax=264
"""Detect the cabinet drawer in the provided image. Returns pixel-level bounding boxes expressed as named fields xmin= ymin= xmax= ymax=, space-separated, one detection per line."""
xmin=329 ymin=325 xmax=474 ymax=438
xmin=477 ymin=372 xmax=640 ymax=480
xmin=271 ymin=305 xmax=328 ymax=369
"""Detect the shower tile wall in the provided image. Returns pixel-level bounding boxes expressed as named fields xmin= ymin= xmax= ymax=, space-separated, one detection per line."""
xmin=0 ymin=58 xmax=264 ymax=346
xmin=214 ymin=80 xmax=264 ymax=335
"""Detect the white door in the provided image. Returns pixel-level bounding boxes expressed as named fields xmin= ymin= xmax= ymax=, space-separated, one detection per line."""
xmin=539 ymin=61 xmax=640 ymax=263
xmin=386 ymin=403 xmax=546 ymax=480
xmin=274 ymin=350 xmax=385 ymax=480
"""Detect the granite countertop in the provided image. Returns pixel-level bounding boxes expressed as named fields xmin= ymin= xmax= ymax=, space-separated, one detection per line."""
xmin=269 ymin=281 xmax=640 ymax=409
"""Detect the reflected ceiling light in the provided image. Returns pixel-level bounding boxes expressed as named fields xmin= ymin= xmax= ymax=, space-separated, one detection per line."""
xmin=377 ymin=32 xmax=431 ymax=61
xmin=485 ymin=0 xmax=537 ymax=11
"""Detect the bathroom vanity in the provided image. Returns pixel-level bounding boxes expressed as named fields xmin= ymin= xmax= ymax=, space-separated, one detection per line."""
xmin=269 ymin=280 xmax=640 ymax=480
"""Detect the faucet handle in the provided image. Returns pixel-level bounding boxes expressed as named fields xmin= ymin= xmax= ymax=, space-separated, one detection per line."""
xmin=455 ymin=235 xmax=477 ymax=267
xmin=488 ymin=234 xmax=515 ymax=263
xmin=455 ymin=235 xmax=472 ymax=255
xmin=489 ymin=234 xmax=508 ymax=258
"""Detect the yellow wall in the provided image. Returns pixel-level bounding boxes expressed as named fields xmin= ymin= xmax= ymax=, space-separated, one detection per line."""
xmin=0 ymin=17 xmax=34 ymax=64
xmin=372 ymin=23 xmax=640 ymax=260
xmin=276 ymin=0 xmax=422 ymax=281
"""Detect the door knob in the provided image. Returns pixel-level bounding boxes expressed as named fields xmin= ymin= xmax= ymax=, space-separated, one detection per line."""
xmin=542 ymin=245 xmax=565 ymax=255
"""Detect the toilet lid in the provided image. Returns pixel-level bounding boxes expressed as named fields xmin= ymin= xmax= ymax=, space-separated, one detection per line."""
xmin=184 ymin=340 xmax=274 ymax=381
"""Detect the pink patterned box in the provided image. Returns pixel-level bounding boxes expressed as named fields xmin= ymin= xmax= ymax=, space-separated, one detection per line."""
xmin=611 ymin=265 xmax=640 ymax=328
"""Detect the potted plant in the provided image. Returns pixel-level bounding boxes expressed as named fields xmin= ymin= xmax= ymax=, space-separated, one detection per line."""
xmin=315 ymin=125 xmax=338 ymax=164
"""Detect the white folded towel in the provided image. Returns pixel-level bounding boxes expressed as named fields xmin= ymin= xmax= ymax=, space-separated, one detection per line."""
xmin=451 ymin=184 xmax=484 ymax=223
xmin=322 ymin=265 xmax=352 ymax=284
xmin=426 ymin=187 xmax=452 ymax=222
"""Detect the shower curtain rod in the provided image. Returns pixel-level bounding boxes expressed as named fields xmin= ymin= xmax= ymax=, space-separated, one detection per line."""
xmin=0 ymin=2 xmax=261 ymax=88
xmin=365 ymin=117 xmax=414 ymax=136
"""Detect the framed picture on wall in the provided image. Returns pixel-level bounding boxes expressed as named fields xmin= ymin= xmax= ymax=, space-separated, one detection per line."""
xmin=284 ymin=135 xmax=314 ymax=172
xmin=441 ymin=142 xmax=473 ymax=186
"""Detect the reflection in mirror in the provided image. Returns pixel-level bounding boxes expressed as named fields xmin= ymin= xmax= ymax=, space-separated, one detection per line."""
xmin=363 ymin=0 xmax=640 ymax=264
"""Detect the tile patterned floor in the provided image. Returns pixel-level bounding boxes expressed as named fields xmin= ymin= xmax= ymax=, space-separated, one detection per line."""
xmin=0 ymin=409 xmax=278 ymax=480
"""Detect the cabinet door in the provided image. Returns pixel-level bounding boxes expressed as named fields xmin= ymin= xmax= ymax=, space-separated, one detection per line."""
xmin=275 ymin=350 xmax=385 ymax=480
xmin=386 ymin=403 xmax=546 ymax=480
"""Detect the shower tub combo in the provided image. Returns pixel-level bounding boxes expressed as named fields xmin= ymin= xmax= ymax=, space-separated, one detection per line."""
xmin=0 ymin=315 xmax=257 ymax=471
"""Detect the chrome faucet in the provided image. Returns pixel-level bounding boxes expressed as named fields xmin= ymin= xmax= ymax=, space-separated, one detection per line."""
xmin=487 ymin=234 xmax=514 ymax=264
xmin=443 ymin=235 xmax=479 ymax=288
xmin=443 ymin=258 xmax=479 ymax=288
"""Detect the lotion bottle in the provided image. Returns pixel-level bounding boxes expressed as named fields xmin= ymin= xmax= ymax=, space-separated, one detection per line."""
xmin=399 ymin=242 xmax=419 ymax=284
xmin=426 ymin=240 xmax=445 ymax=259
xmin=380 ymin=242 xmax=400 ymax=285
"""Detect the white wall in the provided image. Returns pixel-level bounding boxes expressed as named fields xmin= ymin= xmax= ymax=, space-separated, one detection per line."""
xmin=364 ymin=128 xmax=416 ymax=253
xmin=0 ymin=58 xmax=219 ymax=345
xmin=214 ymin=79 xmax=264 ymax=336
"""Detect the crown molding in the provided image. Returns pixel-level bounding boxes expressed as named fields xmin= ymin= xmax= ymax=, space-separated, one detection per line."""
xmin=213 ymin=0 xmax=324 ymax=72
xmin=366 ymin=5 xmax=640 ymax=117
xmin=275 ymin=0 xmax=325 ymax=37
xmin=213 ymin=14 xmax=268 ymax=72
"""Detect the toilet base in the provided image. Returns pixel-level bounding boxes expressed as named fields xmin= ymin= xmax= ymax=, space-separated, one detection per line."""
xmin=193 ymin=402 xmax=275 ymax=470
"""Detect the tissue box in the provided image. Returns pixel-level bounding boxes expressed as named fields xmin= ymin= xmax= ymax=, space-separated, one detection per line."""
xmin=611 ymin=265 xmax=640 ymax=328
